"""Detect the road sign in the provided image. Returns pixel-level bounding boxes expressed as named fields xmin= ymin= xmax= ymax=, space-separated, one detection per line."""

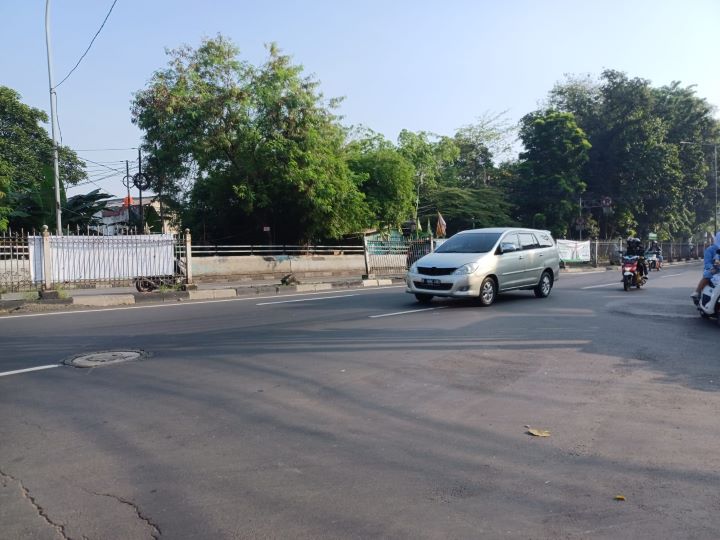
xmin=133 ymin=173 xmax=151 ymax=191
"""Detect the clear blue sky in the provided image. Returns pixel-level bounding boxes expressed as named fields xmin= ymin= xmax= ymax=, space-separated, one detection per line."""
xmin=2 ymin=0 xmax=719 ymax=197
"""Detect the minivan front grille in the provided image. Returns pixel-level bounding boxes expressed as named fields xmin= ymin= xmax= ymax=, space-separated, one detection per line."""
xmin=414 ymin=281 xmax=453 ymax=291
xmin=417 ymin=266 xmax=456 ymax=276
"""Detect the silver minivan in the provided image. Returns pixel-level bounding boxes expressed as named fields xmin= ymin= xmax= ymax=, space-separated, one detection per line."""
xmin=406 ymin=227 xmax=560 ymax=306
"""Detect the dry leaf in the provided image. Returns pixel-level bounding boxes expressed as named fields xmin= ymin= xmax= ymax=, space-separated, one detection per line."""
xmin=526 ymin=428 xmax=551 ymax=437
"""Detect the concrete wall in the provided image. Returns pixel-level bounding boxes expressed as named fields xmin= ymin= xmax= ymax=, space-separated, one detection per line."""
xmin=192 ymin=255 xmax=366 ymax=280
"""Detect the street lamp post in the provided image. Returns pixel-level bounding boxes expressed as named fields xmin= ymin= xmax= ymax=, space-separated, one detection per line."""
xmin=681 ymin=141 xmax=718 ymax=234
xmin=45 ymin=0 xmax=62 ymax=235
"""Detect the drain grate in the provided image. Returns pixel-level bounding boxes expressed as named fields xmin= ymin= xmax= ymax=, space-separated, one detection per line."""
xmin=64 ymin=350 xmax=147 ymax=368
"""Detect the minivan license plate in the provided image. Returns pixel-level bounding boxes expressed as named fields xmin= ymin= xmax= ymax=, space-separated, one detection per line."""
xmin=423 ymin=278 xmax=440 ymax=285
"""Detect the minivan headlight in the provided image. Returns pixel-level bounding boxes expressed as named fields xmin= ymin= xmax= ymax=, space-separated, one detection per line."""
xmin=453 ymin=262 xmax=479 ymax=275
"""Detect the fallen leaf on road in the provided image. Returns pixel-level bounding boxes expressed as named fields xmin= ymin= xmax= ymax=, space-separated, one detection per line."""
xmin=526 ymin=428 xmax=551 ymax=437
xmin=614 ymin=495 xmax=626 ymax=501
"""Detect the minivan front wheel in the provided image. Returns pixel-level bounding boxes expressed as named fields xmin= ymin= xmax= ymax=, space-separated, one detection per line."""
xmin=479 ymin=277 xmax=497 ymax=306
xmin=534 ymin=271 xmax=553 ymax=298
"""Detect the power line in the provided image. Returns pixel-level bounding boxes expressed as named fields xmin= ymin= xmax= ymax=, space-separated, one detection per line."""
xmin=75 ymin=147 xmax=138 ymax=152
xmin=74 ymin=172 xmax=123 ymax=188
xmin=54 ymin=0 xmax=119 ymax=89
xmin=79 ymin=157 xmax=127 ymax=173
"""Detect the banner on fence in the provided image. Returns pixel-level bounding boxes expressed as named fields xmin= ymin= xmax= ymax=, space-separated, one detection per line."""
xmin=29 ymin=234 xmax=176 ymax=282
xmin=556 ymin=239 xmax=591 ymax=262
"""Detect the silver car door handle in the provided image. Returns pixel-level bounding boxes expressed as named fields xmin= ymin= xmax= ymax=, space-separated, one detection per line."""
xmin=518 ymin=255 xmax=524 ymax=259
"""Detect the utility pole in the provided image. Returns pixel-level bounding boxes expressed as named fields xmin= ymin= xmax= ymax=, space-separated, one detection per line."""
xmin=714 ymin=144 xmax=718 ymax=234
xmin=125 ymin=161 xmax=131 ymax=202
xmin=138 ymin=148 xmax=144 ymax=233
xmin=578 ymin=196 xmax=582 ymax=241
xmin=44 ymin=0 xmax=62 ymax=235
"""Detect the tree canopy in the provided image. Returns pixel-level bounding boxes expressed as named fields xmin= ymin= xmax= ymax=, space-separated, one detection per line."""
xmin=132 ymin=37 xmax=369 ymax=243
xmin=544 ymin=70 xmax=718 ymax=239
xmin=0 ymin=86 xmax=85 ymax=232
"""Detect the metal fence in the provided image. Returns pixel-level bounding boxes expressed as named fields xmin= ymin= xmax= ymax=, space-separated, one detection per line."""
xmin=0 ymin=231 xmax=33 ymax=292
xmin=583 ymin=240 xmax=706 ymax=267
xmin=191 ymin=244 xmax=364 ymax=257
xmin=363 ymin=238 xmax=435 ymax=277
xmin=0 ymin=229 xmax=189 ymax=292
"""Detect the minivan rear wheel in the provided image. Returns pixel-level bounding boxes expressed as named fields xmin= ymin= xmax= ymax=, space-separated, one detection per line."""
xmin=534 ymin=271 xmax=553 ymax=298
xmin=479 ymin=277 xmax=497 ymax=306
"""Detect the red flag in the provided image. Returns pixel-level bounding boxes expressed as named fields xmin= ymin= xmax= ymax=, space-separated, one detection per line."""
xmin=436 ymin=211 xmax=447 ymax=237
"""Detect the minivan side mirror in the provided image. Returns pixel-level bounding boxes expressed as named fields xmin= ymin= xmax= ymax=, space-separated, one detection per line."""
xmin=499 ymin=242 xmax=518 ymax=254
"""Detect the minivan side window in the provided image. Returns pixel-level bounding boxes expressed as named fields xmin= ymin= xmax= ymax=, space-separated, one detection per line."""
xmin=518 ymin=233 xmax=539 ymax=250
xmin=536 ymin=232 xmax=554 ymax=247
xmin=500 ymin=233 xmax=519 ymax=252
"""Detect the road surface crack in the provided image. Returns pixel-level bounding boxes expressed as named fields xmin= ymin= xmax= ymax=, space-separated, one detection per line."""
xmin=0 ymin=468 xmax=69 ymax=539
xmin=85 ymin=489 xmax=161 ymax=539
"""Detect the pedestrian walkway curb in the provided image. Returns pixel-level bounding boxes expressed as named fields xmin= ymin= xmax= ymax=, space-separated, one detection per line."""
xmin=0 ymin=277 xmax=405 ymax=315
xmin=73 ymin=294 xmax=136 ymax=307
xmin=188 ymin=289 xmax=237 ymax=300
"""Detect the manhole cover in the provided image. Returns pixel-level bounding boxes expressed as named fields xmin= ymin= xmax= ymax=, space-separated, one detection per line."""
xmin=65 ymin=350 xmax=146 ymax=368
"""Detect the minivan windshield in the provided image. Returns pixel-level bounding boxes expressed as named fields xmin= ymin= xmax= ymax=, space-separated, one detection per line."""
xmin=434 ymin=232 xmax=502 ymax=253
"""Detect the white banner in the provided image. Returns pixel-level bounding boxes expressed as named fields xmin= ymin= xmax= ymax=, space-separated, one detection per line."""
xmin=29 ymin=235 xmax=176 ymax=282
xmin=556 ymin=239 xmax=591 ymax=262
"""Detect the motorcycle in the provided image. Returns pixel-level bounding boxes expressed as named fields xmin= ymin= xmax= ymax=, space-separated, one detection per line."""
xmin=134 ymin=259 xmax=187 ymax=292
xmin=134 ymin=274 xmax=184 ymax=292
xmin=697 ymin=282 xmax=720 ymax=326
xmin=644 ymin=251 xmax=662 ymax=271
xmin=621 ymin=255 xmax=648 ymax=291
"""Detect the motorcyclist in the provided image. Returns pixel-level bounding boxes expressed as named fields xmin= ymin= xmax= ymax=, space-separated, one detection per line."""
xmin=625 ymin=237 xmax=647 ymax=277
xmin=691 ymin=232 xmax=720 ymax=304
xmin=647 ymin=240 xmax=663 ymax=268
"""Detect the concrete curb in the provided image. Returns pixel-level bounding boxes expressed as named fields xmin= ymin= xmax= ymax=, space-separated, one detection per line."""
xmin=188 ymin=289 xmax=237 ymax=300
xmin=72 ymin=294 xmax=136 ymax=307
xmin=362 ymin=278 xmax=395 ymax=287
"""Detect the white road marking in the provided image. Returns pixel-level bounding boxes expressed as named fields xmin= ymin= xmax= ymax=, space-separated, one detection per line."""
xmin=369 ymin=306 xmax=447 ymax=318
xmin=582 ymin=282 xmax=621 ymax=289
xmin=0 ymin=365 xmax=60 ymax=378
xmin=256 ymin=294 xmax=358 ymax=306
xmin=0 ymin=286 xmax=404 ymax=320
xmin=560 ymin=270 xmax=610 ymax=276
xmin=660 ymin=273 xmax=684 ymax=278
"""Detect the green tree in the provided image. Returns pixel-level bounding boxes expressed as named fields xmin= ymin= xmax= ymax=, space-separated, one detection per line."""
xmin=450 ymin=112 xmax=516 ymax=187
xmin=63 ymin=189 xmax=113 ymax=230
xmin=422 ymin=185 xmax=513 ymax=235
xmin=548 ymin=70 xmax=718 ymax=239
xmin=345 ymin=130 xmax=415 ymax=230
xmin=132 ymin=37 xmax=369 ymax=243
xmin=0 ymin=86 xmax=85 ymax=231
xmin=397 ymin=130 xmax=459 ymax=223
xmin=515 ymin=110 xmax=591 ymax=238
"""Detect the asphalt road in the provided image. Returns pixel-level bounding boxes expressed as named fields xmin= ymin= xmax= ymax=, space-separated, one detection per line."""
xmin=2 ymin=264 xmax=719 ymax=539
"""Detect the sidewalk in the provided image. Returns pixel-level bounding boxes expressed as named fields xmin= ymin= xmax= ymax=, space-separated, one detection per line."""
xmin=0 ymin=275 xmax=403 ymax=314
